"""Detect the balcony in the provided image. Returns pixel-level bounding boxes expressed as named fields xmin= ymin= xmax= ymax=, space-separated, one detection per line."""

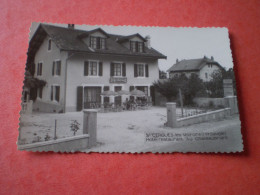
xmin=109 ymin=77 xmax=127 ymax=83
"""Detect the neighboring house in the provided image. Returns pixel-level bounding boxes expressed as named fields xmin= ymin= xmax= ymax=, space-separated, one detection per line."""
xmin=167 ymin=56 xmax=224 ymax=81
xmin=27 ymin=23 xmax=166 ymax=112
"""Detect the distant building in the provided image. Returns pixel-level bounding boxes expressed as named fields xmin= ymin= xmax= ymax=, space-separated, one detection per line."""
xmin=26 ymin=23 xmax=166 ymax=112
xmin=167 ymin=56 xmax=224 ymax=81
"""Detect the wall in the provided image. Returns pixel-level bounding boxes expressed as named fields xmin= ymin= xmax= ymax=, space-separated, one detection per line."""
xmin=34 ymin=35 xmax=68 ymax=112
xmin=66 ymin=53 xmax=159 ymax=111
xmin=199 ymin=64 xmax=220 ymax=81
xmin=18 ymin=134 xmax=90 ymax=152
xmin=33 ymin=99 xmax=64 ymax=113
xmin=177 ymin=108 xmax=231 ymax=127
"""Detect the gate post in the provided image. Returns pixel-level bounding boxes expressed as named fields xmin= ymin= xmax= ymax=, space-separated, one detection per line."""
xmin=166 ymin=102 xmax=177 ymax=128
xmin=224 ymin=96 xmax=238 ymax=115
xmin=83 ymin=109 xmax=97 ymax=147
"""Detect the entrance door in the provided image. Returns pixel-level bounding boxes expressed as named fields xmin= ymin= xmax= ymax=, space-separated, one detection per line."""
xmin=84 ymin=87 xmax=102 ymax=108
xmin=114 ymin=86 xmax=122 ymax=106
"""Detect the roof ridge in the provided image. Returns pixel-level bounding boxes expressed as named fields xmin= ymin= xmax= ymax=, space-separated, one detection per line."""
xmin=41 ymin=23 xmax=141 ymax=40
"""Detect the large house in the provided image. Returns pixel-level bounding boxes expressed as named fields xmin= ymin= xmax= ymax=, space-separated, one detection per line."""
xmin=26 ymin=24 xmax=166 ymax=112
xmin=167 ymin=56 xmax=224 ymax=81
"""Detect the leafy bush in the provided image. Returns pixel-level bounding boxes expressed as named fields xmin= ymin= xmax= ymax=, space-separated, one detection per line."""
xmin=70 ymin=120 xmax=80 ymax=136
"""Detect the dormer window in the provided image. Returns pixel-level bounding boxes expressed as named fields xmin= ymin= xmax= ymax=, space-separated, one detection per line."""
xmin=130 ymin=41 xmax=144 ymax=53
xmin=90 ymin=36 xmax=106 ymax=49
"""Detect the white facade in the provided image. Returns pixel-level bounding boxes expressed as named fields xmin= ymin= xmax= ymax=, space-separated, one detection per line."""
xmin=169 ymin=64 xmax=221 ymax=82
xmin=33 ymin=35 xmax=160 ymax=112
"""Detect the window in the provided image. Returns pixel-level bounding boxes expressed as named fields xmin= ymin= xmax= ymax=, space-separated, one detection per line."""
xmin=137 ymin=64 xmax=144 ymax=77
xmin=110 ymin=63 xmax=126 ymax=77
xmin=114 ymin=63 xmax=122 ymax=76
xmin=130 ymin=41 xmax=137 ymax=52
xmin=48 ymin=39 xmax=51 ymax=51
xmin=134 ymin=64 xmax=149 ymax=77
xmin=89 ymin=61 xmax=98 ymax=76
xmin=205 ymin=73 xmax=208 ymax=79
xmin=90 ymin=36 xmax=106 ymax=49
xmin=37 ymin=88 xmax=43 ymax=99
xmin=130 ymin=41 xmax=144 ymax=53
xmin=52 ymin=60 xmax=61 ymax=76
xmin=100 ymin=38 xmax=106 ymax=49
xmin=136 ymin=86 xmax=148 ymax=96
xmin=37 ymin=62 xmax=43 ymax=76
xmin=84 ymin=61 xmax=102 ymax=76
xmin=138 ymin=42 xmax=144 ymax=53
xmin=51 ymin=86 xmax=60 ymax=102
xmin=90 ymin=36 xmax=97 ymax=49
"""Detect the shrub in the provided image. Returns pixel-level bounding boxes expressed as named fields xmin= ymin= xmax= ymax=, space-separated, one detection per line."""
xmin=70 ymin=120 xmax=80 ymax=136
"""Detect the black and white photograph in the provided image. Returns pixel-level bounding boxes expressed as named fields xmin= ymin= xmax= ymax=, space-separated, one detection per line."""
xmin=18 ymin=23 xmax=243 ymax=153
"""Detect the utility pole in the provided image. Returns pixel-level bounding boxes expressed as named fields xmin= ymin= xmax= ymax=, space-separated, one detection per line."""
xmin=54 ymin=119 xmax=57 ymax=140
xmin=179 ymin=88 xmax=184 ymax=117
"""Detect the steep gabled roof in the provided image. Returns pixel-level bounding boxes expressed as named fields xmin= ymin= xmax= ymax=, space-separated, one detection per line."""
xmin=28 ymin=24 xmax=167 ymax=60
xmin=167 ymin=57 xmax=224 ymax=72
xmin=117 ymin=33 xmax=147 ymax=43
xmin=77 ymin=28 xmax=110 ymax=39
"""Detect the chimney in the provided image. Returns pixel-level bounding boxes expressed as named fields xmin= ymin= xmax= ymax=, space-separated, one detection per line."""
xmin=68 ymin=24 xmax=75 ymax=29
xmin=211 ymin=56 xmax=214 ymax=60
xmin=176 ymin=58 xmax=179 ymax=63
xmin=203 ymin=55 xmax=207 ymax=59
xmin=145 ymin=35 xmax=151 ymax=49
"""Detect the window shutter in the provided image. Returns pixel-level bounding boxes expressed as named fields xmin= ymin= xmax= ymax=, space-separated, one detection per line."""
xmin=134 ymin=64 xmax=137 ymax=77
xmin=122 ymin=63 xmax=126 ymax=76
xmin=129 ymin=86 xmax=134 ymax=92
xmin=104 ymin=86 xmax=109 ymax=91
xmin=57 ymin=61 xmax=61 ymax=75
xmin=51 ymin=86 xmax=53 ymax=101
xmin=97 ymin=37 xmax=100 ymax=49
xmin=84 ymin=61 xmax=89 ymax=76
xmin=36 ymin=63 xmax=39 ymax=75
xmin=142 ymin=42 xmax=145 ymax=52
xmin=89 ymin=36 xmax=92 ymax=47
xmin=110 ymin=63 xmax=114 ymax=76
xmin=130 ymin=41 xmax=132 ymax=51
xmin=105 ymin=38 xmax=107 ymax=50
xmin=99 ymin=62 xmax=103 ymax=76
xmin=145 ymin=64 xmax=149 ymax=77
xmin=55 ymin=86 xmax=60 ymax=102
xmin=76 ymin=86 xmax=83 ymax=111
xmin=40 ymin=63 xmax=42 ymax=75
xmin=52 ymin=62 xmax=55 ymax=76
xmin=136 ymin=42 xmax=138 ymax=52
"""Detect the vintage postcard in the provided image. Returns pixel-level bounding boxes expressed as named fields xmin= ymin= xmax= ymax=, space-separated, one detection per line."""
xmin=18 ymin=23 xmax=243 ymax=153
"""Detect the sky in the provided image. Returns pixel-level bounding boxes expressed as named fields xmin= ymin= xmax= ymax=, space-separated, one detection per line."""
xmin=30 ymin=22 xmax=234 ymax=71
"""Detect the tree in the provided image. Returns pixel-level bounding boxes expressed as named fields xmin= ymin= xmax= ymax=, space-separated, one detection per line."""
xmin=159 ymin=70 xmax=167 ymax=79
xmin=23 ymin=71 xmax=46 ymax=101
xmin=153 ymin=73 xmax=205 ymax=105
xmin=153 ymin=78 xmax=179 ymax=101
xmin=183 ymin=74 xmax=205 ymax=105
xmin=205 ymin=68 xmax=236 ymax=97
